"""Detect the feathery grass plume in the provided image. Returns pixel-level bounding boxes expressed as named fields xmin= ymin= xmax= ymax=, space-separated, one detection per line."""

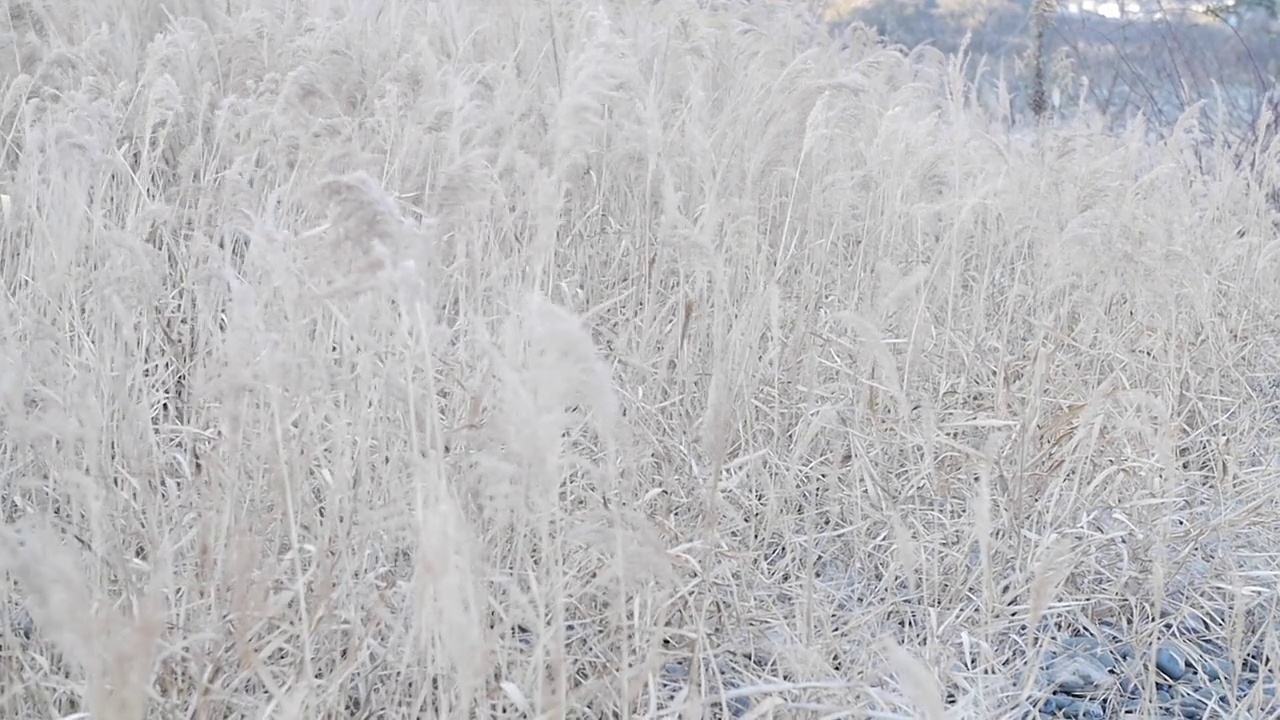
xmin=549 ymin=8 xmax=639 ymax=184
xmin=880 ymin=635 xmax=947 ymax=720
xmin=409 ymin=465 xmax=487 ymax=717
xmin=533 ymin=5 xmax=641 ymax=291
xmin=1 ymin=1 xmax=51 ymax=80
xmin=482 ymin=292 xmax=624 ymax=517
xmin=0 ymin=519 xmax=163 ymax=720
xmin=0 ymin=71 xmax=34 ymax=161
xmin=472 ymin=291 xmax=667 ymax=716
xmin=310 ymin=170 xmax=430 ymax=298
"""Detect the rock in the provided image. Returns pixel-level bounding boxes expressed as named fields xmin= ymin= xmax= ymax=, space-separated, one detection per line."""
xmin=1059 ymin=636 xmax=1119 ymax=671
xmin=661 ymin=661 xmax=689 ymax=682
xmin=1175 ymin=614 xmax=1209 ymax=637
xmin=657 ymin=659 xmax=750 ymax=717
xmin=1192 ymin=655 xmax=1232 ymax=682
xmin=1043 ymin=652 xmax=1114 ymax=695
xmin=1241 ymin=676 xmax=1280 ymax=701
xmin=1037 ymin=694 xmax=1106 ymax=719
xmin=1156 ymin=645 xmax=1188 ymax=682
xmin=1059 ymin=636 xmax=1104 ymax=653
xmin=1025 ymin=617 xmax=1280 ymax=719
xmin=1170 ymin=694 xmax=1209 ymax=719
xmin=1117 ymin=673 xmax=1142 ymax=698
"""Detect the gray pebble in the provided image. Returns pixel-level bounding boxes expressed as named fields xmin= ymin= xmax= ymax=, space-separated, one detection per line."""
xmin=1170 ymin=695 xmax=1208 ymax=719
xmin=1038 ymin=694 xmax=1073 ymax=713
xmin=1194 ymin=656 xmax=1232 ymax=682
xmin=718 ymin=695 xmax=752 ymax=718
xmin=1193 ymin=683 xmax=1215 ymax=696
xmin=1032 ymin=622 xmax=1280 ymax=720
xmin=1044 ymin=653 xmax=1115 ymax=695
xmin=658 ymin=660 xmax=750 ymax=718
xmin=1243 ymin=676 xmax=1279 ymax=699
xmin=1059 ymin=636 xmax=1120 ymax=671
xmin=1197 ymin=682 xmax=1230 ymax=705
xmin=1176 ymin=614 xmax=1209 ymax=637
xmin=1060 ymin=636 xmax=1104 ymax=653
xmin=661 ymin=661 xmax=689 ymax=681
xmin=1157 ymin=646 xmax=1188 ymax=682
xmin=1037 ymin=694 xmax=1106 ymax=719
xmin=1118 ymin=674 xmax=1142 ymax=698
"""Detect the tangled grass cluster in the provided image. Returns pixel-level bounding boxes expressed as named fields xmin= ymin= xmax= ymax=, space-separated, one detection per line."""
xmin=2 ymin=0 xmax=1280 ymax=717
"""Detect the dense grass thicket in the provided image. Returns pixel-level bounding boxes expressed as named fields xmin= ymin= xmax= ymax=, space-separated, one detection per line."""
xmin=3 ymin=0 xmax=1280 ymax=717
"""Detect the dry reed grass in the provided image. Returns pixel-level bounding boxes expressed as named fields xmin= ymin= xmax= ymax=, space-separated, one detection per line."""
xmin=2 ymin=0 xmax=1280 ymax=718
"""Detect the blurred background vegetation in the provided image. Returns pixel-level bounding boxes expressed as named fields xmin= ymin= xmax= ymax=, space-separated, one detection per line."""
xmin=814 ymin=0 xmax=1279 ymax=144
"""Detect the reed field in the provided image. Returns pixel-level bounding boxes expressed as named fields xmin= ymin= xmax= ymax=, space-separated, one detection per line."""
xmin=3 ymin=0 xmax=1280 ymax=717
